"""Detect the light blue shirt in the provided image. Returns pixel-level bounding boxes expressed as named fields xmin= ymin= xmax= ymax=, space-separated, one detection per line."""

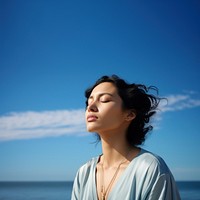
xmin=71 ymin=149 xmax=180 ymax=200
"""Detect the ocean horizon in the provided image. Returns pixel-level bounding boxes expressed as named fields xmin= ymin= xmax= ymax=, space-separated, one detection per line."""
xmin=0 ymin=181 xmax=199 ymax=200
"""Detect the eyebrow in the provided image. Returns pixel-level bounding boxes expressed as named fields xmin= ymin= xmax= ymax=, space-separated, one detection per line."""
xmin=89 ymin=93 xmax=114 ymax=99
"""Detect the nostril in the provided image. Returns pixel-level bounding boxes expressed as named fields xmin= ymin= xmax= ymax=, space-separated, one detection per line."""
xmin=88 ymin=104 xmax=98 ymax=112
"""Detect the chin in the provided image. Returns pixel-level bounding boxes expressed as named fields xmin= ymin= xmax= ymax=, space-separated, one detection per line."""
xmin=87 ymin=128 xmax=96 ymax=132
xmin=86 ymin=125 xmax=98 ymax=133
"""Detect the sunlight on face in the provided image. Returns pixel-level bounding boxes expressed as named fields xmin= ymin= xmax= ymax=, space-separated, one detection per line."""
xmin=85 ymin=82 xmax=129 ymax=135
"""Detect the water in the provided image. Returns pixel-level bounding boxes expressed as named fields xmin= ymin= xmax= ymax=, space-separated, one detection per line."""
xmin=0 ymin=181 xmax=73 ymax=200
xmin=177 ymin=181 xmax=200 ymax=200
xmin=0 ymin=181 xmax=199 ymax=200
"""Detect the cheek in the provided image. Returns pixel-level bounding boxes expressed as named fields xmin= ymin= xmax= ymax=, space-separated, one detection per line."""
xmin=101 ymin=106 xmax=125 ymax=123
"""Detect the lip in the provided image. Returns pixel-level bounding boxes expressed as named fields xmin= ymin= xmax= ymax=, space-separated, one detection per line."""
xmin=87 ymin=114 xmax=98 ymax=122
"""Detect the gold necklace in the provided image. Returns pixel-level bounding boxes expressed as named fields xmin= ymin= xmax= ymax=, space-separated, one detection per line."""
xmin=100 ymin=156 xmax=129 ymax=200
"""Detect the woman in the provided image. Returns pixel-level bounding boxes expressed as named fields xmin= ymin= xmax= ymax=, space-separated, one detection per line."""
xmin=71 ymin=75 xmax=180 ymax=200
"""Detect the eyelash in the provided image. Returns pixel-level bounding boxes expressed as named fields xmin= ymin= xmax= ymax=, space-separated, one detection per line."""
xmin=87 ymin=99 xmax=110 ymax=105
xmin=100 ymin=100 xmax=110 ymax=103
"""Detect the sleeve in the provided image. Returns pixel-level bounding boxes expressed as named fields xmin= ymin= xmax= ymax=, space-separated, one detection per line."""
xmin=70 ymin=161 xmax=92 ymax=200
xmin=138 ymin=153 xmax=181 ymax=200
xmin=148 ymin=173 xmax=181 ymax=200
xmin=71 ymin=170 xmax=81 ymax=200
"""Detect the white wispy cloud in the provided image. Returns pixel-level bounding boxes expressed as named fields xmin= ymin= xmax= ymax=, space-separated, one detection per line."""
xmin=0 ymin=92 xmax=199 ymax=141
xmin=152 ymin=92 xmax=200 ymax=129
xmin=0 ymin=109 xmax=86 ymax=141
xmin=158 ymin=94 xmax=200 ymax=112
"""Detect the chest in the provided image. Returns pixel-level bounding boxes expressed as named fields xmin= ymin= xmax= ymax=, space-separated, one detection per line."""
xmin=96 ymin=164 xmax=128 ymax=200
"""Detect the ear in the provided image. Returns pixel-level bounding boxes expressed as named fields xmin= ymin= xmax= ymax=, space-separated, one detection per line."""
xmin=125 ymin=110 xmax=136 ymax=122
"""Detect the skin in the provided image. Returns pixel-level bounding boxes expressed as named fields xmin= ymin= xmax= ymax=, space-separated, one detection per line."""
xmin=85 ymin=82 xmax=140 ymax=200
xmin=86 ymin=82 xmax=130 ymax=136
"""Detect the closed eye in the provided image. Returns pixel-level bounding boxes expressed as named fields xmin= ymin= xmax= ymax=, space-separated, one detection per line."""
xmin=101 ymin=100 xmax=110 ymax=103
xmin=100 ymin=99 xmax=111 ymax=103
xmin=100 ymin=95 xmax=112 ymax=103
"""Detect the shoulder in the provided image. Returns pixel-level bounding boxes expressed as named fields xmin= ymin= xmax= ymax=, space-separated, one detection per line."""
xmin=72 ymin=156 xmax=99 ymax=199
xmin=135 ymin=149 xmax=171 ymax=175
xmin=135 ymin=150 xmax=181 ymax=199
xmin=75 ymin=156 xmax=99 ymax=180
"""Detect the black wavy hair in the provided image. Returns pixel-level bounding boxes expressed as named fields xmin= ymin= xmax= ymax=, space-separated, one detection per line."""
xmin=85 ymin=75 xmax=161 ymax=146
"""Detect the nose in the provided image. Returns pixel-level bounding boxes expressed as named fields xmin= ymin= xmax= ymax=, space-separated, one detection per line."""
xmin=87 ymin=101 xmax=98 ymax=112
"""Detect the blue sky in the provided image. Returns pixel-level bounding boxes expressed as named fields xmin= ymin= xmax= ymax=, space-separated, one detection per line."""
xmin=0 ymin=0 xmax=200 ymax=181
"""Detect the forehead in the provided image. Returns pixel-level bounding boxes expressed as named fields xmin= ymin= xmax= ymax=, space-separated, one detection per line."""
xmin=91 ymin=82 xmax=117 ymax=95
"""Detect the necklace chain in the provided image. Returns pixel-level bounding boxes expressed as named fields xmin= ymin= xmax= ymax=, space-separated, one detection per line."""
xmin=100 ymin=153 xmax=130 ymax=200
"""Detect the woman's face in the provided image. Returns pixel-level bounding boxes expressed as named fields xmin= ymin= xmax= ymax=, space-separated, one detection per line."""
xmin=85 ymin=82 xmax=130 ymax=134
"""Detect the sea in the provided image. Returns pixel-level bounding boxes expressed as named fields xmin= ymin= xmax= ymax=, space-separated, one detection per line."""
xmin=0 ymin=181 xmax=199 ymax=200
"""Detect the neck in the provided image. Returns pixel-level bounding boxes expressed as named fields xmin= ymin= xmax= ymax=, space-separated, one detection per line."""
xmin=100 ymin=134 xmax=133 ymax=167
